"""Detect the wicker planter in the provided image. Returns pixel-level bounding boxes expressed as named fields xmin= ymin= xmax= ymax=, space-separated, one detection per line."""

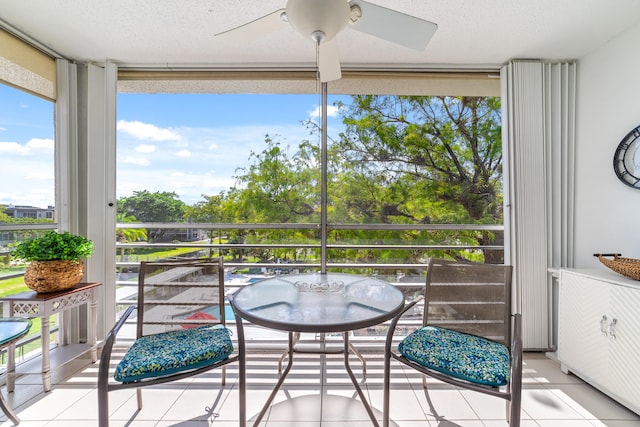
xmin=24 ymin=260 xmax=85 ymax=293
xmin=595 ymin=253 xmax=640 ymax=281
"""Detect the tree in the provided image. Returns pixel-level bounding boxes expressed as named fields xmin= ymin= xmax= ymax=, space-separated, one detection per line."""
xmin=117 ymin=190 xmax=186 ymax=242
xmin=336 ymin=95 xmax=503 ymax=262
xmin=184 ymin=192 xmax=229 ymax=258
xmin=233 ymin=136 xmax=319 ymax=223
xmin=0 ymin=210 xmax=12 ymax=223
xmin=115 ymin=213 xmax=147 ymax=259
xmin=229 ymin=136 xmax=319 ymax=262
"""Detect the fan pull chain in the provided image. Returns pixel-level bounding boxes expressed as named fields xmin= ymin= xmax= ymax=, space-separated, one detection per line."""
xmin=315 ymin=41 xmax=320 ymax=93
xmin=312 ymin=31 xmax=324 ymax=91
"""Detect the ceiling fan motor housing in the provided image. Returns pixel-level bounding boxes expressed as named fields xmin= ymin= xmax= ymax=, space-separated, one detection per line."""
xmin=285 ymin=0 xmax=351 ymax=42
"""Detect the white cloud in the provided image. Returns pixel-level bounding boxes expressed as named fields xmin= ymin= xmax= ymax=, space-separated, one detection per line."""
xmin=25 ymin=170 xmax=54 ymax=180
xmin=123 ymin=156 xmax=151 ymax=166
xmin=176 ymin=149 xmax=191 ymax=157
xmin=203 ymin=177 xmax=237 ymax=189
xmin=309 ymin=104 xmax=340 ymax=119
xmin=0 ymin=138 xmax=53 ymax=155
xmin=26 ymin=138 xmax=54 ymax=150
xmin=135 ymin=144 xmax=156 ymax=153
xmin=0 ymin=141 xmax=29 ymax=155
xmin=117 ymin=120 xmax=181 ymax=141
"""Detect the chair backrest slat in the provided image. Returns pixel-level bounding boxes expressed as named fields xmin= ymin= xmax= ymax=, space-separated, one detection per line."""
xmin=136 ymin=258 xmax=226 ymax=338
xmin=424 ymin=258 xmax=513 ymax=346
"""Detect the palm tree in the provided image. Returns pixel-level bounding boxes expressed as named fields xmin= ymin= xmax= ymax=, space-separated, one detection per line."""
xmin=116 ymin=213 xmax=147 ymax=261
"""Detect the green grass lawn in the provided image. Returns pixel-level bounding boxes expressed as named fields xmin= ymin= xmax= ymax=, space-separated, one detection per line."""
xmin=0 ymin=276 xmax=30 ymax=297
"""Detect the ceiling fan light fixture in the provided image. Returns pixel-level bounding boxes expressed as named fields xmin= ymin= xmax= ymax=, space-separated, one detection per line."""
xmin=285 ymin=0 xmax=350 ymax=42
xmin=311 ymin=30 xmax=325 ymax=44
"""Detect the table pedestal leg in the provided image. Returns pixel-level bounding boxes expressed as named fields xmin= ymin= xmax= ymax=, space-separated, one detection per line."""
xmin=41 ymin=315 xmax=51 ymax=392
xmin=343 ymin=333 xmax=379 ymax=426
xmin=253 ymin=332 xmax=295 ymax=427
xmin=348 ymin=341 xmax=367 ymax=373
xmin=89 ymin=297 xmax=98 ymax=363
xmin=7 ymin=342 xmax=16 ymax=393
xmin=277 ymin=332 xmax=299 ymax=374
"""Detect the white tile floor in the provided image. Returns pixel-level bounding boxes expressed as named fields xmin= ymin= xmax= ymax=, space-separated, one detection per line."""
xmin=2 ymin=350 xmax=640 ymax=426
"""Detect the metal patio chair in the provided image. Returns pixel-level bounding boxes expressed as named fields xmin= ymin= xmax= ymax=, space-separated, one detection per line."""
xmin=383 ymin=258 xmax=522 ymax=426
xmin=98 ymin=258 xmax=246 ymax=427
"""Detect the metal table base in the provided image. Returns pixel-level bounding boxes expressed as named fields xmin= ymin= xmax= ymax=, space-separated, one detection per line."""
xmin=253 ymin=330 xmax=379 ymax=427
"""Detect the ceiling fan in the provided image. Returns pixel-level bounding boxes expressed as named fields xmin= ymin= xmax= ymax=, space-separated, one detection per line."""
xmin=214 ymin=0 xmax=438 ymax=82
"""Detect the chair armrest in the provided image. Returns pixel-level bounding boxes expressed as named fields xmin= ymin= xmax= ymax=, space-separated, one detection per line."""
xmin=98 ymin=306 xmax=136 ymax=378
xmin=384 ymin=296 xmax=424 ymax=355
xmin=510 ymin=313 xmax=523 ymax=385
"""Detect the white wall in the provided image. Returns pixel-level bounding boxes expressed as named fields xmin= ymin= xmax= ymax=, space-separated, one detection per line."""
xmin=574 ymin=22 xmax=640 ymax=268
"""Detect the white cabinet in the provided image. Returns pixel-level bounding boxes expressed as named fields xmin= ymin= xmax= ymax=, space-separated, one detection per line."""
xmin=558 ymin=269 xmax=640 ymax=415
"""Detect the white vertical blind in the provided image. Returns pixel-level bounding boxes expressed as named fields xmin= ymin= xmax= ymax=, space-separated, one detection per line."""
xmin=544 ymin=62 xmax=576 ymax=269
xmin=504 ymin=60 xmax=549 ymax=350
xmin=502 ymin=60 xmax=576 ymax=350
xmin=55 ymin=59 xmax=78 ymax=232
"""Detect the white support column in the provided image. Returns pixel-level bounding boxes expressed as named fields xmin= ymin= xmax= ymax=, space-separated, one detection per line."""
xmin=76 ymin=62 xmax=118 ymax=339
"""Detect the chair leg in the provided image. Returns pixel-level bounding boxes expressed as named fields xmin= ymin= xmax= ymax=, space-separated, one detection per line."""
xmin=0 ymin=389 xmax=20 ymax=426
xmin=508 ymin=384 xmax=521 ymax=426
xmin=97 ymin=371 xmax=109 ymax=427
xmin=136 ymin=387 xmax=143 ymax=410
xmin=382 ymin=350 xmax=391 ymax=427
xmin=506 ymin=383 xmax=510 ymax=422
xmin=239 ymin=354 xmax=246 ymax=427
xmin=420 ymin=377 xmax=447 ymax=423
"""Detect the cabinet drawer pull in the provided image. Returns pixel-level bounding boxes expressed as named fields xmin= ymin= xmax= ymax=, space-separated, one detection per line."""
xmin=609 ymin=318 xmax=618 ymax=340
xmin=600 ymin=314 xmax=608 ymax=336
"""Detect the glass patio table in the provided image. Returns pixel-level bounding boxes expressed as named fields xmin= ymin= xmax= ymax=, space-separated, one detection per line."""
xmin=229 ymin=272 xmax=405 ymax=426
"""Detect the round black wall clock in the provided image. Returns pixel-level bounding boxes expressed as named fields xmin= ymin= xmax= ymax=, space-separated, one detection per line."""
xmin=614 ymin=124 xmax=640 ymax=189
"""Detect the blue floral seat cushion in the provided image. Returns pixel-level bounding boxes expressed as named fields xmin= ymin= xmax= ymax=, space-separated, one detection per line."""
xmin=114 ymin=324 xmax=233 ymax=383
xmin=398 ymin=326 xmax=510 ymax=387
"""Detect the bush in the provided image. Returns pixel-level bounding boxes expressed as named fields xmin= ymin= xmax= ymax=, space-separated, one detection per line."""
xmin=12 ymin=231 xmax=94 ymax=262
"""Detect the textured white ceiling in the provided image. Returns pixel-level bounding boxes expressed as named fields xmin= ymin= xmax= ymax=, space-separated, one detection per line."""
xmin=2 ymin=0 xmax=640 ymax=72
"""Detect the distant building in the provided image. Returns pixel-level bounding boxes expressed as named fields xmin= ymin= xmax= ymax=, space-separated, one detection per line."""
xmin=4 ymin=204 xmax=55 ymax=220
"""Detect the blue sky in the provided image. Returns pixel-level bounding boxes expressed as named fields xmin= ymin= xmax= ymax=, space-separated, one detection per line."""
xmin=1 ymin=84 xmax=345 ymax=208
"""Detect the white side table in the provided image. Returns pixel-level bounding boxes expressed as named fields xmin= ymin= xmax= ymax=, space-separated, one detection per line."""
xmin=2 ymin=282 xmax=101 ymax=392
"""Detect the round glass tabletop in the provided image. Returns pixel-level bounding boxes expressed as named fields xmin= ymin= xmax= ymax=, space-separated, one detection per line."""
xmin=230 ymin=272 xmax=405 ymax=333
xmin=0 ymin=318 xmax=32 ymax=347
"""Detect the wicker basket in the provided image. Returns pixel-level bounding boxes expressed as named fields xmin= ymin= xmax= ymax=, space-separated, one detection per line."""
xmin=24 ymin=260 xmax=85 ymax=293
xmin=595 ymin=253 xmax=640 ymax=281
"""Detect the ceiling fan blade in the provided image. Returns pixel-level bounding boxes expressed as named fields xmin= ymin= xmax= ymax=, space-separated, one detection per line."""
xmin=348 ymin=1 xmax=437 ymax=51
xmin=214 ymin=9 xmax=286 ymax=42
xmin=318 ymin=37 xmax=342 ymax=82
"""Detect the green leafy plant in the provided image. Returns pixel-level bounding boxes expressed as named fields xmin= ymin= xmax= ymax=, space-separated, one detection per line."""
xmin=12 ymin=231 xmax=94 ymax=262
